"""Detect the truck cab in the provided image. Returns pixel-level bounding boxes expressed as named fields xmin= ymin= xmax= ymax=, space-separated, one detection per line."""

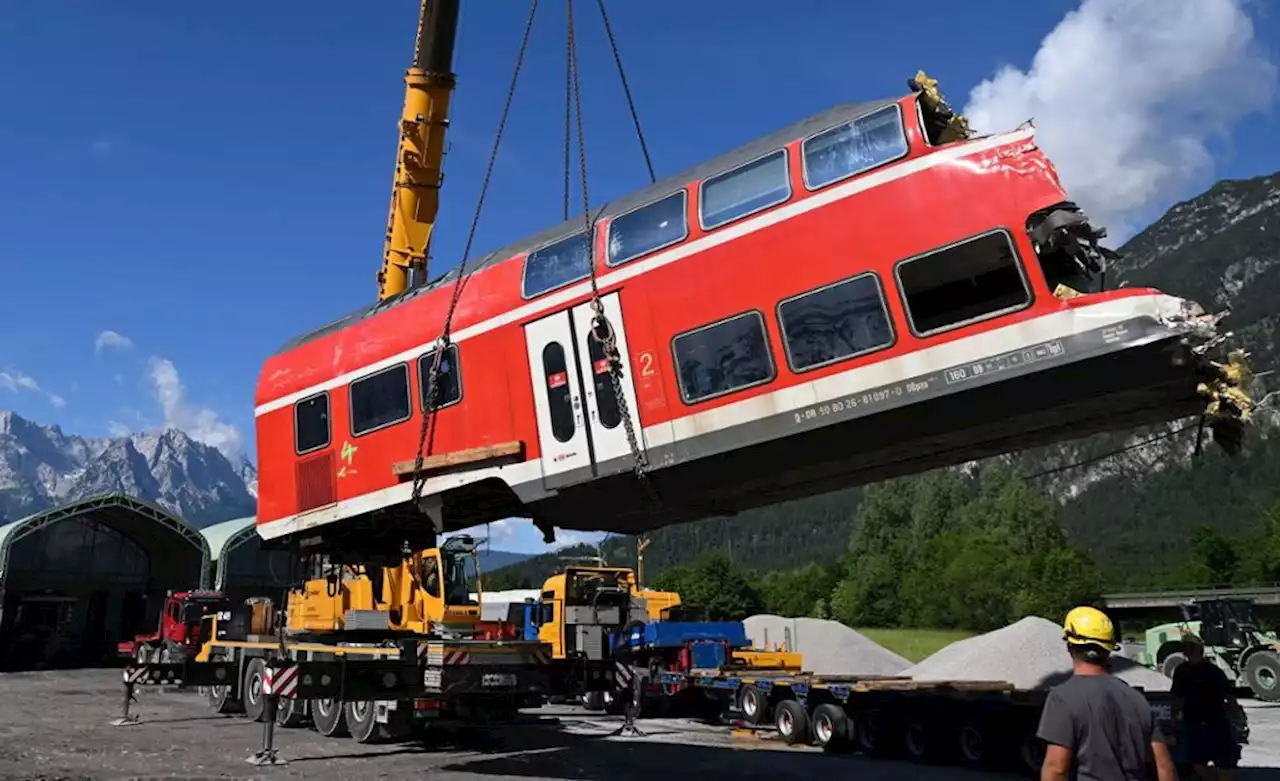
xmin=117 ymin=589 xmax=230 ymax=662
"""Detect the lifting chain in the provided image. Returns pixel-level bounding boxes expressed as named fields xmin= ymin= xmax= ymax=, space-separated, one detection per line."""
xmin=411 ymin=0 xmax=540 ymax=513
xmin=565 ymin=0 xmax=658 ymax=498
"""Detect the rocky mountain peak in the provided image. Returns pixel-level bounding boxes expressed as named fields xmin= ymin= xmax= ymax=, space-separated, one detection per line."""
xmin=0 ymin=411 xmax=256 ymax=527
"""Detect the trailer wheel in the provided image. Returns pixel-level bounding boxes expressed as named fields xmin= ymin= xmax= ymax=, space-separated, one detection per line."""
xmin=1017 ymin=730 xmax=1046 ymax=778
xmin=310 ymin=698 xmax=348 ymax=738
xmin=902 ymin=711 xmax=932 ymax=762
xmin=855 ymin=708 xmax=894 ymax=756
xmin=738 ymin=685 xmax=769 ymax=726
xmin=957 ymin=714 xmax=1001 ymax=769
xmin=242 ymin=658 xmax=266 ymax=722
xmin=773 ymin=699 xmax=809 ymax=746
xmin=345 ymin=700 xmax=384 ymax=744
xmin=811 ymin=704 xmax=853 ymax=753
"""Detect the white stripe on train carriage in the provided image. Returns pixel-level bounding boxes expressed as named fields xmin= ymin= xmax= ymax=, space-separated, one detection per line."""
xmin=254 ymin=126 xmax=1039 ymax=417
xmin=254 ymin=291 xmax=1187 ymax=542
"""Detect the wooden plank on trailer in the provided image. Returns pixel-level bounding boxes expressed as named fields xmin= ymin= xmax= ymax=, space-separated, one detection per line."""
xmin=392 ymin=441 xmax=525 ymax=478
xmin=851 ymin=679 xmax=1015 ymax=692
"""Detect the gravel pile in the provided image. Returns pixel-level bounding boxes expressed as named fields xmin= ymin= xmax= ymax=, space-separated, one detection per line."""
xmin=743 ymin=614 xmax=912 ymax=676
xmin=905 ymin=616 xmax=1172 ymax=692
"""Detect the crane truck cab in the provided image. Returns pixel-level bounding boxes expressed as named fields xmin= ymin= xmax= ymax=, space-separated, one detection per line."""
xmin=117 ymin=589 xmax=230 ymax=663
xmin=285 ymin=534 xmax=485 ymax=636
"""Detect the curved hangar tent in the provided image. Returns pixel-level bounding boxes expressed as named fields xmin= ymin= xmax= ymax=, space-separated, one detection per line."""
xmin=200 ymin=515 xmax=293 ymax=604
xmin=0 ymin=493 xmax=209 ymax=671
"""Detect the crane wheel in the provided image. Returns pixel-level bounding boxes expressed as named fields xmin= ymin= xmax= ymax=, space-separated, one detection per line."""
xmin=345 ymin=700 xmax=385 ymax=744
xmin=206 ymin=682 xmax=244 ymax=715
xmin=275 ymin=695 xmax=308 ymax=728
xmin=242 ymin=659 xmax=267 ymax=722
xmin=310 ymin=698 xmax=349 ymax=738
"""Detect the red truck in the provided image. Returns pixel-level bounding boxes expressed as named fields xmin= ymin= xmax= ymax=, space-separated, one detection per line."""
xmin=117 ymin=590 xmax=230 ymax=663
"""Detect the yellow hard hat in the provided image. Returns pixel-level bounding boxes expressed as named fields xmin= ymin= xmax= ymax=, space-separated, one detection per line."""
xmin=1062 ymin=606 xmax=1119 ymax=651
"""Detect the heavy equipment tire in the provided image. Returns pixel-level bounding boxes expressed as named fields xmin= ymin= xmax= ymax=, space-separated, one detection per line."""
xmin=956 ymin=713 xmax=1002 ymax=770
xmin=902 ymin=710 xmax=932 ymax=762
xmin=738 ymin=684 xmax=769 ymax=726
xmin=855 ymin=708 xmax=894 ymax=756
xmin=242 ymin=658 xmax=267 ymax=723
xmin=1245 ymin=650 xmax=1280 ymax=702
xmin=773 ymin=699 xmax=809 ymax=746
xmin=810 ymin=703 xmax=853 ymax=753
xmin=310 ymin=698 xmax=348 ymax=738
xmin=275 ymin=695 xmax=308 ymax=728
xmin=207 ymin=682 xmax=244 ymax=715
xmin=1162 ymin=652 xmax=1187 ymax=680
xmin=1017 ymin=730 xmax=1046 ymax=779
xmin=603 ymin=689 xmax=624 ymax=715
xmin=345 ymin=700 xmax=384 ymax=744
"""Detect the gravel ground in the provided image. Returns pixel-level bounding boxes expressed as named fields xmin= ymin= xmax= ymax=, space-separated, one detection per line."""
xmin=0 ymin=668 xmax=1276 ymax=780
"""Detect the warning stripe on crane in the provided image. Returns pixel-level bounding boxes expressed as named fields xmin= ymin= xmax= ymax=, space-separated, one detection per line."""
xmin=262 ymin=664 xmax=300 ymax=699
xmin=443 ymin=650 xmax=470 ymax=665
xmin=123 ymin=665 xmax=183 ymax=686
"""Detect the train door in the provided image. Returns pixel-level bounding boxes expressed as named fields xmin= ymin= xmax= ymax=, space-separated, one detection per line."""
xmin=523 ymin=291 xmax=645 ymax=489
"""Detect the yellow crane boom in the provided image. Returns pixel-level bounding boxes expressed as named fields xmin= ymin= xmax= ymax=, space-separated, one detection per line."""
xmin=377 ymin=0 xmax=461 ymax=301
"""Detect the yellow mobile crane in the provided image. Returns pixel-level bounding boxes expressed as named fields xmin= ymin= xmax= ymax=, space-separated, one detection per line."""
xmin=376 ymin=0 xmax=459 ymax=300
xmin=120 ymin=5 xmax=556 ymax=757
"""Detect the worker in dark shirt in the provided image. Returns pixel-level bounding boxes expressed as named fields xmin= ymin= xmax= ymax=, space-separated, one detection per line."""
xmin=1037 ymin=606 xmax=1177 ymax=781
xmin=1171 ymin=635 xmax=1241 ymax=780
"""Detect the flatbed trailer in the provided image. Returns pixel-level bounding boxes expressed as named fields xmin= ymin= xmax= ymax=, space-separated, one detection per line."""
xmin=647 ymin=668 xmax=1183 ymax=777
xmin=116 ymin=631 xmax=554 ymax=756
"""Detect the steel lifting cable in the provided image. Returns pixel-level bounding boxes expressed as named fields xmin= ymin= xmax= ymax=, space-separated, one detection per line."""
xmin=565 ymin=0 xmax=660 ymax=501
xmin=594 ymin=0 xmax=655 ymax=184
xmin=410 ymin=0 xmax=541 ymax=512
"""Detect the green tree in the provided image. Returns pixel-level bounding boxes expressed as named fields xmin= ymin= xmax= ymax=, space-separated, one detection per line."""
xmin=651 ymin=552 xmax=764 ymax=621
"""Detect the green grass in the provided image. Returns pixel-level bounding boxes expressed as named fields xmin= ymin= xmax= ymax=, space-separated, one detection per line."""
xmin=856 ymin=628 xmax=976 ymax=663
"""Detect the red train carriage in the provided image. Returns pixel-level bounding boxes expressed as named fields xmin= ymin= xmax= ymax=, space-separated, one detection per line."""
xmin=254 ymin=86 xmax=1237 ymax=556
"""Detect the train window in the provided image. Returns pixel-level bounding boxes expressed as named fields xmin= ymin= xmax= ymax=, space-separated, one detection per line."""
xmin=672 ymin=311 xmax=775 ymax=404
xmin=349 ymin=363 xmax=412 ymax=436
xmin=541 ymin=342 xmax=576 ymax=443
xmin=699 ymin=150 xmax=790 ymax=231
xmin=585 ymin=328 xmax=621 ymax=429
xmin=802 ymin=105 xmax=909 ymax=190
xmin=294 ymin=392 xmax=330 ymax=454
xmin=523 ymin=231 xmax=592 ymax=299
xmin=896 ymin=230 xmax=1032 ymax=336
xmin=418 ymin=343 xmax=462 ymax=411
xmin=777 ymin=274 xmax=894 ymax=372
xmin=607 ymin=191 xmax=688 ymax=267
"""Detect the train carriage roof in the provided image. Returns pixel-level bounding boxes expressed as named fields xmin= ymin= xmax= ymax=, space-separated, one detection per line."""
xmin=275 ymin=96 xmax=904 ymax=356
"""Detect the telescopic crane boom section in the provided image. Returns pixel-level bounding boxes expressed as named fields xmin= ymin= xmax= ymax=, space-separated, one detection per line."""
xmin=377 ymin=0 xmax=461 ymax=301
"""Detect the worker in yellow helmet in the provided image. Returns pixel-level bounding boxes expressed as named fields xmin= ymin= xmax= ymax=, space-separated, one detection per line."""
xmin=1037 ymin=606 xmax=1177 ymax=781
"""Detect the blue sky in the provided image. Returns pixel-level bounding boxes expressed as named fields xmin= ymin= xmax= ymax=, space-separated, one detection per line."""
xmin=2 ymin=1 xmax=1277 ymax=552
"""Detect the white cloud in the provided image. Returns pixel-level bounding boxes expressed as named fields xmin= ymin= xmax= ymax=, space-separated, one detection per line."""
xmin=0 ymin=369 xmax=67 ymax=409
xmin=962 ymin=0 xmax=1278 ymax=240
xmin=106 ymin=421 xmax=132 ymax=437
xmin=147 ymin=356 xmax=243 ymax=457
xmin=95 ymin=330 xmax=134 ymax=353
